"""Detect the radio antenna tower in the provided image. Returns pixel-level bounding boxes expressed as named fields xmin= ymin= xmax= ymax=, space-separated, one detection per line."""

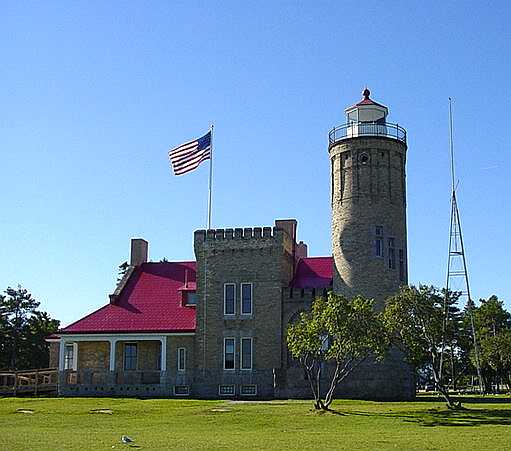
xmin=439 ymin=98 xmax=483 ymax=392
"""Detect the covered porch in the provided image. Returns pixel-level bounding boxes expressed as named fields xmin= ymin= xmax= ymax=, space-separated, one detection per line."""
xmin=58 ymin=333 xmax=193 ymax=397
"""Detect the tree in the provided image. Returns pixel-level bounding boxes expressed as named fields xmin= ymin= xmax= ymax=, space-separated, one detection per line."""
xmin=474 ymin=295 xmax=510 ymax=338
xmin=466 ymin=296 xmax=511 ymax=393
xmin=287 ymin=292 xmax=388 ymax=411
xmin=479 ymin=330 xmax=511 ymax=391
xmin=384 ymin=285 xmax=461 ymax=409
xmin=22 ymin=311 xmax=60 ymax=369
xmin=0 ymin=286 xmax=59 ymax=370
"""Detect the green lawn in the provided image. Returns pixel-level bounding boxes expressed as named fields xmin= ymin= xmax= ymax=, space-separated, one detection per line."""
xmin=1 ymin=397 xmax=511 ymax=450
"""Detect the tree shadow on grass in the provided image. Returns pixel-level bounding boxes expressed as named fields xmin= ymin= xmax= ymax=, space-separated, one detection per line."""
xmin=344 ymin=408 xmax=511 ymax=427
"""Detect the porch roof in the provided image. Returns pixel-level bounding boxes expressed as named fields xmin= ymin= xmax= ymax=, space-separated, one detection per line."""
xmin=59 ymin=261 xmax=196 ymax=334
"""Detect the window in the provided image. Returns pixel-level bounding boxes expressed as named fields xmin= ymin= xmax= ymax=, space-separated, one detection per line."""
xmin=177 ymin=348 xmax=186 ymax=372
xmin=174 ymin=385 xmax=190 ymax=396
xmin=240 ymin=385 xmax=257 ymax=396
xmin=388 ymin=238 xmax=396 ymax=269
xmin=156 ymin=341 xmax=162 ymax=370
xmin=224 ymin=338 xmax=235 ymax=370
xmin=241 ymin=283 xmax=252 ymax=315
xmin=241 ymin=338 xmax=252 ymax=370
xmin=124 ymin=343 xmax=138 ymax=370
xmin=219 ymin=384 xmax=235 ymax=396
xmin=186 ymin=292 xmax=197 ymax=305
xmin=399 ymin=249 xmax=405 ymax=281
xmin=224 ymin=283 xmax=235 ymax=315
xmin=64 ymin=344 xmax=75 ymax=370
xmin=374 ymin=226 xmax=384 ymax=257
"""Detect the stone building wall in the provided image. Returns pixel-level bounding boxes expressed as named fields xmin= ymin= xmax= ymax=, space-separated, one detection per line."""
xmin=78 ymin=341 xmax=110 ymax=370
xmin=193 ymin=224 xmax=295 ymax=398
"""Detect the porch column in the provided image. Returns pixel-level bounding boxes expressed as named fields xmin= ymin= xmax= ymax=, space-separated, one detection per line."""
xmin=109 ymin=338 xmax=117 ymax=371
xmin=160 ymin=337 xmax=167 ymax=371
xmin=58 ymin=337 xmax=67 ymax=371
xmin=160 ymin=336 xmax=167 ymax=385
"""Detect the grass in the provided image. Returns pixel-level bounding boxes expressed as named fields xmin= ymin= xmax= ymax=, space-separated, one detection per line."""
xmin=1 ymin=397 xmax=511 ymax=450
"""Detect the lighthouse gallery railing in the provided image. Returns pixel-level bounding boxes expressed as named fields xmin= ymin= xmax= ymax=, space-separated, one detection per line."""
xmin=329 ymin=122 xmax=407 ymax=146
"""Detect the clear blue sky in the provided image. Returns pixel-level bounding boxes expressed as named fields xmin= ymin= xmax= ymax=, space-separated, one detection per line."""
xmin=1 ymin=1 xmax=510 ymax=326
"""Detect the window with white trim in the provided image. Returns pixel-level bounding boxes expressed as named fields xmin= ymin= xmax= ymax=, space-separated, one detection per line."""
xmin=219 ymin=384 xmax=235 ymax=396
xmin=224 ymin=338 xmax=235 ymax=370
xmin=374 ymin=226 xmax=384 ymax=257
xmin=64 ymin=344 xmax=75 ymax=370
xmin=241 ymin=337 xmax=253 ymax=370
xmin=241 ymin=283 xmax=252 ymax=315
xmin=174 ymin=385 xmax=190 ymax=396
xmin=177 ymin=347 xmax=186 ymax=372
xmin=124 ymin=343 xmax=138 ymax=370
xmin=240 ymin=384 xmax=257 ymax=396
xmin=224 ymin=283 xmax=236 ymax=316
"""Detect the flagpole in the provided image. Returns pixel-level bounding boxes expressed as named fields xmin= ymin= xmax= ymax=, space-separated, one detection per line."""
xmin=207 ymin=124 xmax=214 ymax=230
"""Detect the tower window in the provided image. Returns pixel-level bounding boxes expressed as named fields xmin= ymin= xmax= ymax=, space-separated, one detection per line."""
xmin=374 ymin=226 xmax=384 ymax=257
xmin=388 ymin=238 xmax=396 ymax=269
xmin=241 ymin=283 xmax=252 ymax=315
xmin=224 ymin=283 xmax=236 ymax=316
xmin=224 ymin=338 xmax=235 ymax=370
xmin=241 ymin=338 xmax=253 ymax=370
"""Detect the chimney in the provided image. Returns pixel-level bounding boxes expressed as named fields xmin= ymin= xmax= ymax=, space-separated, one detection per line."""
xmin=130 ymin=238 xmax=148 ymax=266
xmin=274 ymin=219 xmax=297 ymax=242
xmin=296 ymin=241 xmax=308 ymax=259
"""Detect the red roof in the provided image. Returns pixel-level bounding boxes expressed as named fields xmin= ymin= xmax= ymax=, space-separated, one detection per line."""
xmin=347 ymin=88 xmax=387 ymax=110
xmin=291 ymin=257 xmax=333 ymax=289
xmin=60 ymin=262 xmax=196 ymax=334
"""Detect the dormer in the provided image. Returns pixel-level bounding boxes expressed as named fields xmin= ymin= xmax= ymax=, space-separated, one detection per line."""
xmin=178 ymin=269 xmax=197 ymax=306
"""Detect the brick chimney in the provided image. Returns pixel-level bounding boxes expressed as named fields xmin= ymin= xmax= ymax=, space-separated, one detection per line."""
xmin=296 ymin=240 xmax=308 ymax=259
xmin=130 ymin=238 xmax=148 ymax=266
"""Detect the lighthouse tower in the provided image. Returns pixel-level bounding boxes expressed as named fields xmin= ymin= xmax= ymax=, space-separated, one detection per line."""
xmin=329 ymin=89 xmax=408 ymax=306
xmin=328 ymin=89 xmax=414 ymax=399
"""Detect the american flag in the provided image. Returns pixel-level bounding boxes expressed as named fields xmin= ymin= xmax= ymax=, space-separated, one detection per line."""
xmin=168 ymin=131 xmax=211 ymax=175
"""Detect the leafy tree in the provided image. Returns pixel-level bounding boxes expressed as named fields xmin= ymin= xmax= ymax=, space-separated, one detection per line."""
xmin=479 ymin=331 xmax=511 ymax=391
xmin=0 ymin=286 xmax=59 ymax=370
xmin=287 ymin=292 xmax=388 ymax=411
xmin=474 ymin=296 xmax=510 ymax=338
xmin=466 ymin=296 xmax=511 ymax=393
xmin=384 ymin=285 xmax=461 ymax=408
xmin=22 ymin=311 xmax=60 ymax=369
xmin=439 ymin=298 xmax=465 ymax=391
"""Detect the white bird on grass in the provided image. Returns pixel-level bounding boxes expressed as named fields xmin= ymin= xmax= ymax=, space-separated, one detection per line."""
xmin=121 ymin=435 xmax=136 ymax=446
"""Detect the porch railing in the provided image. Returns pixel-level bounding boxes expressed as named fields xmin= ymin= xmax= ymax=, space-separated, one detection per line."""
xmin=0 ymin=368 xmax=58 ymax=396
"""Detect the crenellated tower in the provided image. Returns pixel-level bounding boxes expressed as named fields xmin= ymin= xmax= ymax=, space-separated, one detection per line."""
xmin=329 ymin=89 xmax=408 ymax=306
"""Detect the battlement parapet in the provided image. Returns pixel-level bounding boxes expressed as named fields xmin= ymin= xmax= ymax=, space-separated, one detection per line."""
xmin=194 ymin=226 xmax=285 ymax=243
